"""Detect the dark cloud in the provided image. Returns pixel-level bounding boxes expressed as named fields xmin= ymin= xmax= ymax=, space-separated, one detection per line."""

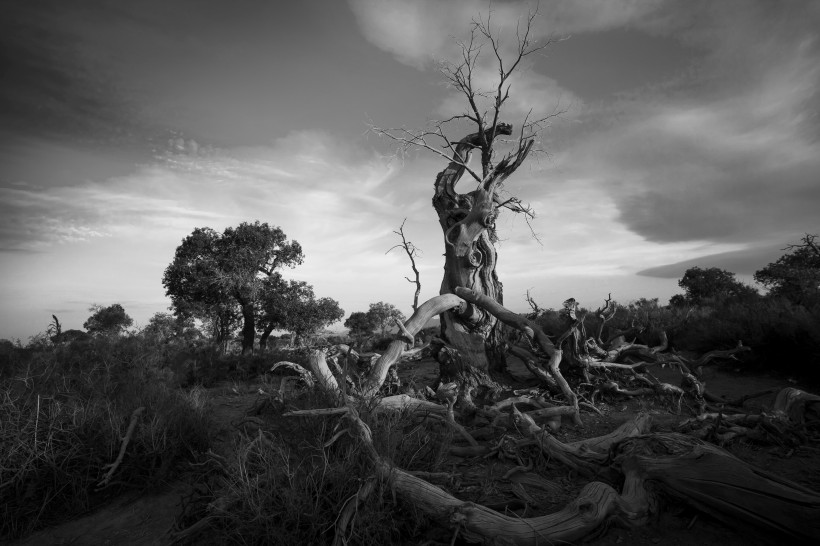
xmin=555 ymin=0 xmax=820 ymax=247
xmin=613 ymin=155 xmax=820 ymax=244
xmin=636 ymin=243 xmax=793 ymax=279
xmin=0 ymin=2 xmax=147 ymax=144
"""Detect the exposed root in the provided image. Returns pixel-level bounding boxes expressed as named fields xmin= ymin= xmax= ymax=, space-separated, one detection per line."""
xmin=678 ymin=387 xmax=820 ymax=446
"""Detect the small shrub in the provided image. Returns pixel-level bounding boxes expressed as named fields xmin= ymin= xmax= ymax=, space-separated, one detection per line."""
xmin=326 ymin=334 xmax=351 ymax=345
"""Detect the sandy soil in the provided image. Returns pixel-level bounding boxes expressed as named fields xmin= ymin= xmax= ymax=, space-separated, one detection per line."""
xmin=12 ymin=359 xmax=819 ymax=546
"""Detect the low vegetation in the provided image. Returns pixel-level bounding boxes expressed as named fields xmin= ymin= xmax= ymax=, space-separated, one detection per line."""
xmin=0 ymin=329 xmax=215 ymax=540
xmin=2 ymin=233 xmax=819 ymax=544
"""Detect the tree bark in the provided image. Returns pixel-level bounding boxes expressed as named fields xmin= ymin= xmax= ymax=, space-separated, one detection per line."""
xmin=259 ymin=324 xmax=274 ymax=352
xmin=238 ymin=298 xmax=255 ymax=355
xmin=432 ymin=126 xmax=524 ymax=382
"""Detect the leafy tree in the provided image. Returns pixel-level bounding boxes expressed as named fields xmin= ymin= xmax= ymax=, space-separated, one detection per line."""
xmin=344 ymin=311 xmax=375 ymax=339
xmin=754 ymin=234 xmax=820 ymax=305
xmin=143 ymin=312 xmax=200 ymax=344
xmin=258 ymin=275 xmax=344 ymax=348
xmin=676 ymin=267 xmax=758 ymax=306
xmin=668 ymin=294 xmax=687 ymax=307
xmin=171 ymin=300 xmax=240 ymax=354
xmin=163 ymin=221 xmax=303 ymax=355
xmin=83 ymin=304 xmax=133 ymax=335
xmin=365 ymin=302 xmax=406 ymax=336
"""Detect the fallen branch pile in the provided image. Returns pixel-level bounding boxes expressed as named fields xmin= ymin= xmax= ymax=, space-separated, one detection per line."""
xmin=263 ymin=290 xmax=820 ymax=543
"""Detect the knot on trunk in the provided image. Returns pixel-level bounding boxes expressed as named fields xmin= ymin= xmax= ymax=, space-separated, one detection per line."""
xmin=443 ymin=189 xmax=498 ymax=257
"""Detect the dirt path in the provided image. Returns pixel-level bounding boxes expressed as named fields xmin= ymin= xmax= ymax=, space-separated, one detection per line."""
xmin=11 ymin=365 xmax=818 ymax=545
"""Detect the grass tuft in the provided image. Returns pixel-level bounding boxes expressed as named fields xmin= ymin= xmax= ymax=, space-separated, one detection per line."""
xmin=174 ymin=389 xmax=450 ymax=545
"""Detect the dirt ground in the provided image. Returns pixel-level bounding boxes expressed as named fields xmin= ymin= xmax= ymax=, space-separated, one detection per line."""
xmin=12 ymin=358 xmax=820 ymax=546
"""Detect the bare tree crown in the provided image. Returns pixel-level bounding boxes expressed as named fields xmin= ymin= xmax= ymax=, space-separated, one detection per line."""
xmin=373 ymin=8 xmax=563 ymax=242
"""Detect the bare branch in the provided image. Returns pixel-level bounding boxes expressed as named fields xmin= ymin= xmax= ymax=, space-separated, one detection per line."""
xmin=386 ymin=219 xmax=423 ymax=312
xmin=371 ymin=124 xmax=483 ymax=183
xmin=784 ymin=233 xmax=820 ymax=256
xmin=525 ymin=289 xmax=544 ymax=318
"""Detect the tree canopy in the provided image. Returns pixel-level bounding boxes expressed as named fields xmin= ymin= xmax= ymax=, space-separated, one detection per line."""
xmin=366 ymin=302 xmax=406 ymax=336
xmin=344 ymin=311 xmax=375 ymax=339
xmin=83 ymin=304 xmax=133 ymax=335
xmin=142 ymin=312 xmax=200 ymax=345
xmin=162 ymin=221 xmax=303 ymax=354
xmin=258 ymin=274 xmax=344 ymax=347
xmin=676 ymin=267 xmax=757 ymax=306
xmin=754 ymin=234 xmax=820 ymax=305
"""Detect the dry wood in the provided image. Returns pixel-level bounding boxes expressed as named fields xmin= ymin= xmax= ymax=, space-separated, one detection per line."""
xmin=270 ymin=361 xmax=316 ymax=387
xmin=454 ymin=286 xmax=581 ymax=425
xmin=360 ymin=294 xmax=465 ymax=398
xmin=98 ymin=406 xmax=145 ymax=489
xmin=681 ymin=387 xmax=820 ymax=445
xmin=332 ymin=476 xmax=377 ymax=546
xmin=340 ymin=408 xmax=653 ymax=545
xmin=527 ymin=413 xmax=653 ymax=480
xmin=772 ymin=387 xmax=820 ymax=424
xmin=371 ymin=394 xmax=449 ymax=416
xmin=506 ymin=344 xmax=558 ymax=390
xmin=616 ymin=432 xmax=820 ymax=541
xmin=692 ymin=341 xmax=751 ymax=371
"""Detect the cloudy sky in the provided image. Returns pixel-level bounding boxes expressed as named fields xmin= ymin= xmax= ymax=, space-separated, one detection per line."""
xmin=2 ymin=0 xmax=818 ymax=340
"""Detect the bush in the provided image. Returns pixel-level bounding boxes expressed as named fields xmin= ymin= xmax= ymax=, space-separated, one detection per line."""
xmin=326 ymin=334 xmax=352 ymax=345
xmin=672 ymin=297 xmax=820 ymax=380
xmin=0 ymin=335 xmax=216 ymax=540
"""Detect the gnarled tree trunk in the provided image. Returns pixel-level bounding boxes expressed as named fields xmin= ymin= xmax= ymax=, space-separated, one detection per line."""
xmin=432 ymin=125 xmax=531 ymax=389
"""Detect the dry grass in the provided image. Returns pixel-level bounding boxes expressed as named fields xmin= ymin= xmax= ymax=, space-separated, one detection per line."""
xmin=172 ymin=389 xmax=451 ymax=545
xmin=0 ymin=336 xmax=217 ymax=540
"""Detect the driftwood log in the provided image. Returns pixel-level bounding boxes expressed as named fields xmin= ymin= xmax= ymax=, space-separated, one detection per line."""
xmin=270 ymin=291 xmax=820 ymax=544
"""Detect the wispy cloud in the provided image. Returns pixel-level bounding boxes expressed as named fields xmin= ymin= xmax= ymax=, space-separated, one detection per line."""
xmin=348 ymin=0 xmax=667 ymax=69
xmin=0 ymin=130 xmax=407 ymax=254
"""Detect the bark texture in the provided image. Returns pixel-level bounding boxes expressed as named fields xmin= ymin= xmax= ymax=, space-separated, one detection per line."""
xmin=433 ymin=125 xmax=530 ymax=379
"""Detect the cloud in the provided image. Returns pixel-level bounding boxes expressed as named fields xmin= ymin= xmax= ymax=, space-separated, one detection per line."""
xmin=636 ymin=243 xmax=791 ymax=279
xmin=0 ymin=130 xmax=409 ymax=254
xmin=348 ymin=0 xmax=668 ymax=69
xmin=352 ymin=0 xmax=820 ymax=250
xmin=0 ymin=129 xmax=432 ymax=336
xmin=0 ymin=182 xmax=215 ymax=251
xmin=0 ymin=1 xmax=155 ymax=144
xmin=553 ymin=2 xmax=820 ymax=247
xmin=436 ymin=64 xmax=581 ymax=126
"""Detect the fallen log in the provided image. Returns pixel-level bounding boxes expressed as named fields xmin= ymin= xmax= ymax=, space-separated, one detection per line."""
xmin=343 ymin=408 xmax=654 ymax=545
xmin=772 ymin=387 xmax=820 ymax=424
xmin=615 ymin=432 xmax=820 ymax=541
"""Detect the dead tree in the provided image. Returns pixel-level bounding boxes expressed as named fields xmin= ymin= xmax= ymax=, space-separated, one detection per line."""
xmin=386 ymin=218 xmax=422 ymax=312
xmin=374 ymin=10 xmax=562 ymax=397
